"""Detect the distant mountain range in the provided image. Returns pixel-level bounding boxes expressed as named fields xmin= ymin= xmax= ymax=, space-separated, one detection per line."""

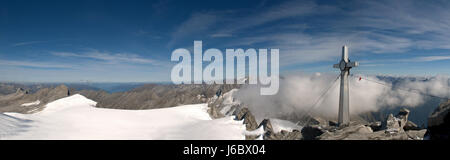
xmin=0 ymin=82 xmax=240 ymax=113
xmin=0 ymin=82 xmax=101 ymax=95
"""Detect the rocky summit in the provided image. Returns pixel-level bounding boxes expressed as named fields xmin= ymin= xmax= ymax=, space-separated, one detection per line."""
xmin=206 ymin=88 xmax=434 ymax=140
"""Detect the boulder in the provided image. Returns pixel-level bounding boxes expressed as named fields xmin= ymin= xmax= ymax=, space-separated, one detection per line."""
xmin=403 ymin=121 xmax=420 ymax=131
xmin=301 ymin=125 xmax=324 ymax=140
xmin=328 ymin=120 xmax=338 ymax=127
xmin=405 ymin=129 xmax=427 ymax=140
xmin=367 ymin=121 xmax=382 ymax=131
xmin=396 ymin=108 xmax=410 ymax=128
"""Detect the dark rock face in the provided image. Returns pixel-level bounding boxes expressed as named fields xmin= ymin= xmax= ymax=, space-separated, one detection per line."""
xmin=427 ymin=100 xmax=450 ymax=139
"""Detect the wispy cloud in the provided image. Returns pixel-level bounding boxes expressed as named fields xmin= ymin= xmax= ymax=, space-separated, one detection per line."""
xmin=168 ymin=12 xmax=218 ymax=47
xmin=170 ymin=0 xmax=321 ymax=45
xmin=216 ymin=0 xmax=321 ymax=35
xmin=210 ymin=33 xmax=233 ymax=38
xmin=169 ymin=0 xmax=450 ymax=67
xmin=0 ymin=59 xmax=73 ymax=69
xmin=12 ymin=41 xmax=46 ymax=47
xmin=401 ymin=55 xmax=450 ymax=62
xmin=52 ymin=50 xmax=161 ymax=65
xmin=359 ymin=55 xmax=450 ymax=65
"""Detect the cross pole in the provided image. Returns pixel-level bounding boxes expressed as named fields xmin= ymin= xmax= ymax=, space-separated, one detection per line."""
xmin=333 ymin=46 xmax=358 ymax=126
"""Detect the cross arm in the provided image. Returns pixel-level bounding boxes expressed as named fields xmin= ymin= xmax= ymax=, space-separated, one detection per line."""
xmin=348 ymin=61 xmax=359 ymax=67
xmin=333 ymin=63 xmax=340 ymax=68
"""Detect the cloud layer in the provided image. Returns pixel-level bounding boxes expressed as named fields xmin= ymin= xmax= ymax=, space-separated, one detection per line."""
xmin=234 ymin=73 xmax=450 ymax=120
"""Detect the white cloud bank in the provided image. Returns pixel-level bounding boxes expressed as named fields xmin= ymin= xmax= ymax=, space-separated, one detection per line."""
xmin=234 ymin=73 xmax=450 ymax=120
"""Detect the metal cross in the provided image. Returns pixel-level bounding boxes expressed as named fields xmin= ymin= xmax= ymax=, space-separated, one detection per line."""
xmin=333 ymin=46 xmax=358 ymax=126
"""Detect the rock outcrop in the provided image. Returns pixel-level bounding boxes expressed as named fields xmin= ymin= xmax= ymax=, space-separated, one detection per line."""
xmin=207 ymin=90 xmax=303 ymax=140
xmin=234 ymin=107 xmax=259 ymax=131
xmin=319 ymin=123 xmax=373 ymax=140
xmin=311 ymin=108 xmax=426 ymax=140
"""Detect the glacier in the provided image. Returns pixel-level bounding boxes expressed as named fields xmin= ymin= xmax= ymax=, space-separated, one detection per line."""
xmin=0 ymin=94 xmax=248 ymax=140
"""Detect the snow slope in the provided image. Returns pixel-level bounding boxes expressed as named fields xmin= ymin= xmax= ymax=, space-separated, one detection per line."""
xmin=0 ymin=94 xmax=247 ymax=140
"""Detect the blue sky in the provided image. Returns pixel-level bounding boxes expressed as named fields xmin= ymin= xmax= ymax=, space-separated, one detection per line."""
xmin=0 ymin=0 xmax=450 ymax=82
